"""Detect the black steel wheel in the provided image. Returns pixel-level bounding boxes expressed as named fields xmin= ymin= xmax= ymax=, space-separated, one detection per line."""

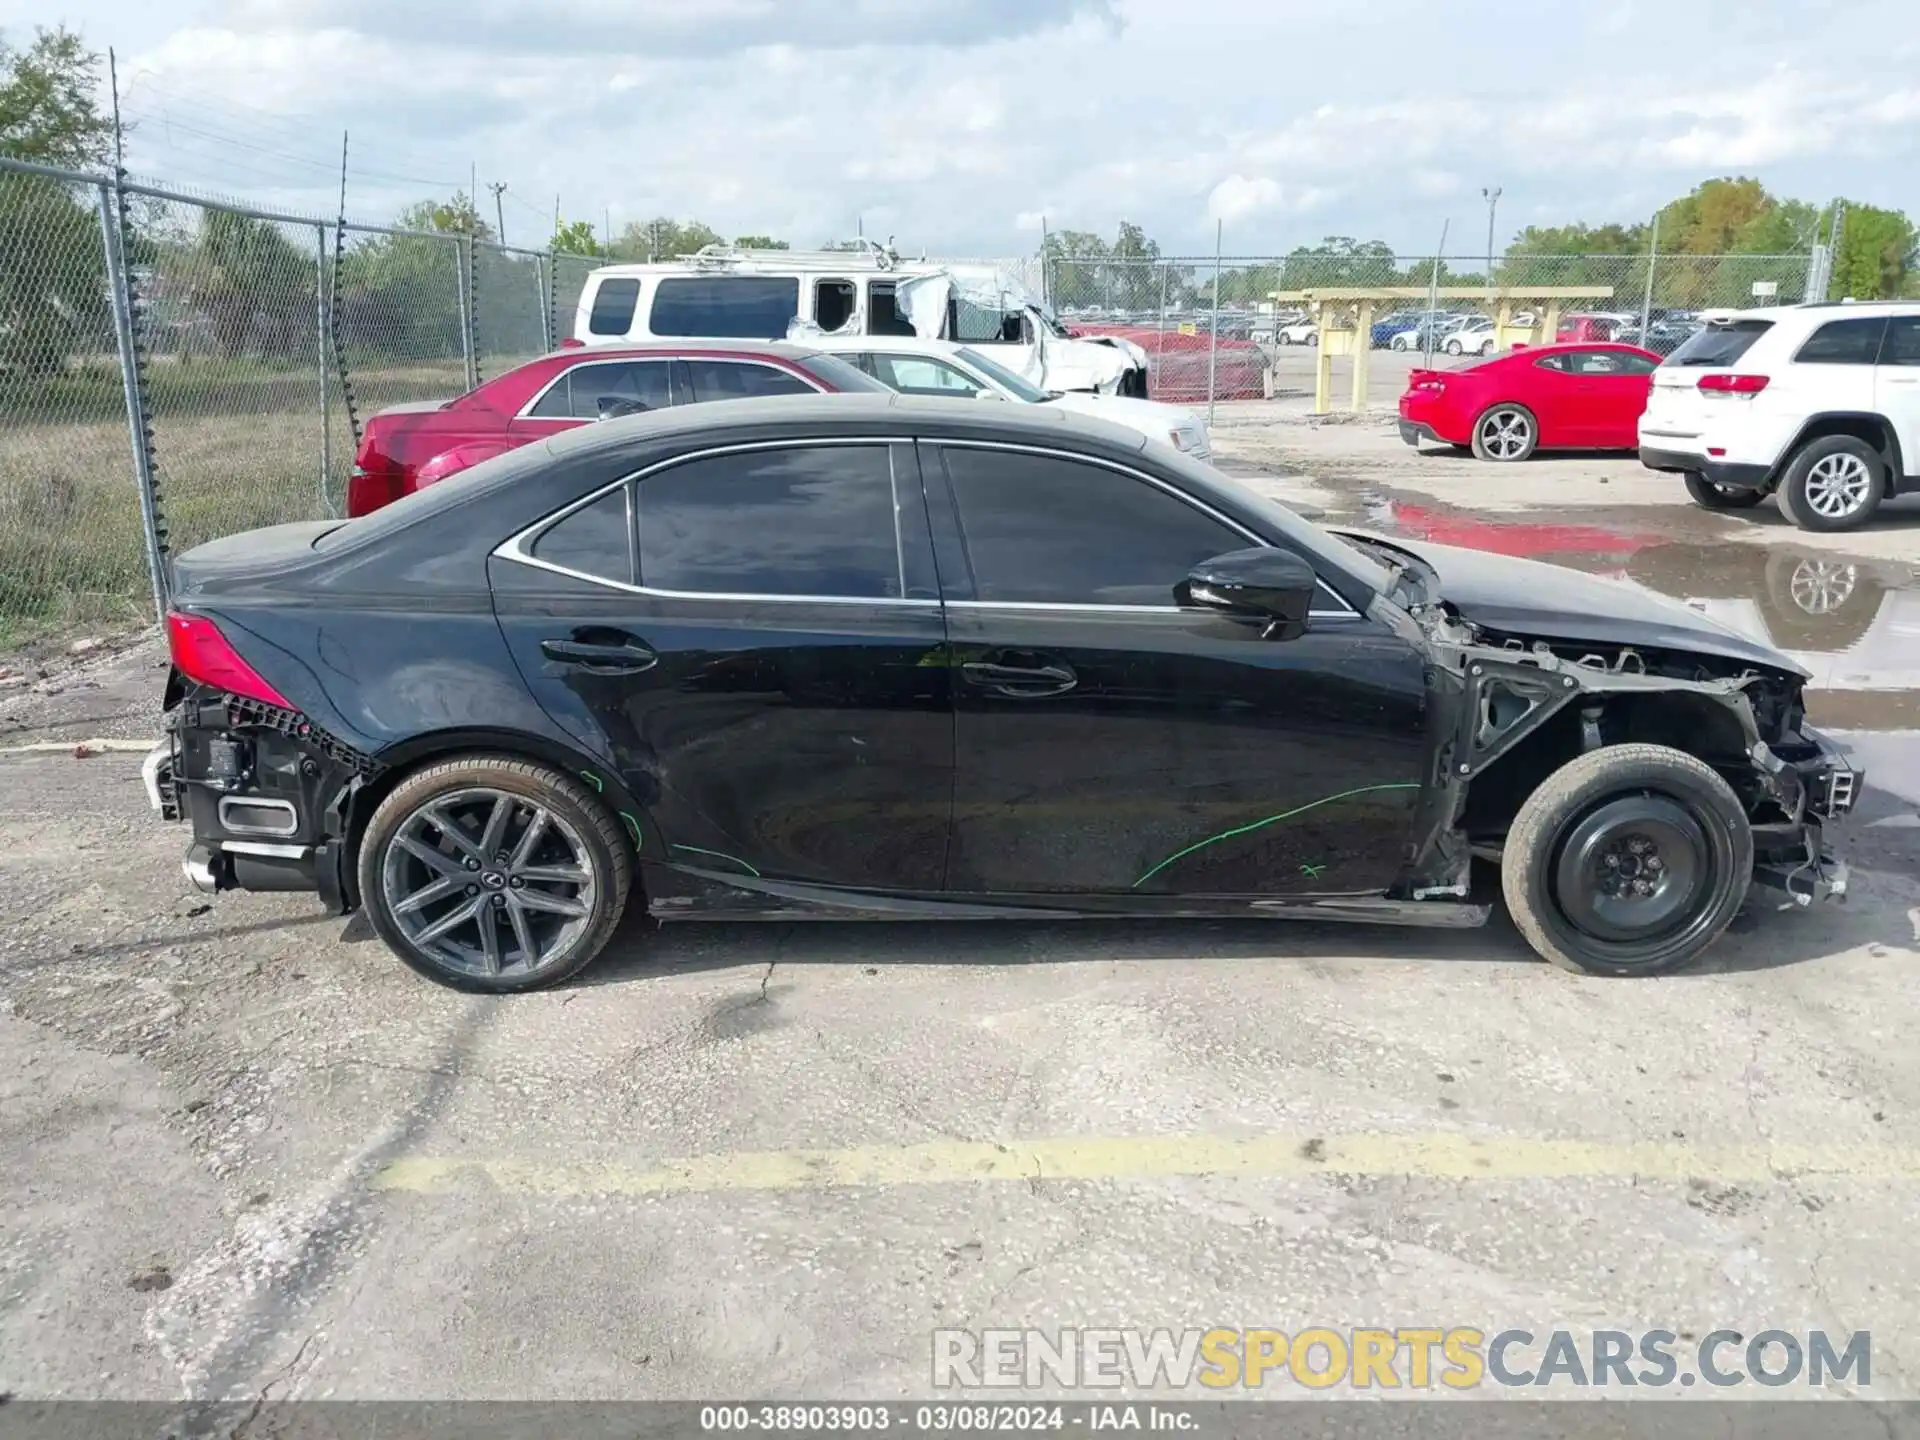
xmin=1502 ymin=744 xmax=1752 ymax=976
xmin=358 ymin=756 xmax=633 ymax=992
xmin=1682 ymin=471 xmax=1764 ymax=510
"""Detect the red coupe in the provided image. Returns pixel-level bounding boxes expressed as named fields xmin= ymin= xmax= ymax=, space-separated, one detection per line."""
xmin=1397 ymin=342 xmax=1662 ymax=462
xmin=346 ymin=341 xmax=887 ymax=515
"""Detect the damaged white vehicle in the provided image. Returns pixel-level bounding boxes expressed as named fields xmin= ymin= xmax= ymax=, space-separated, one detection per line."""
xmin=570 ymin=240 xmax=1150 ymax=398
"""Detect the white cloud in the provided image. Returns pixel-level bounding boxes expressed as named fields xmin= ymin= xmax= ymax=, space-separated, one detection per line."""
xmin=54 ymin=0 xmax=1917 ymax=258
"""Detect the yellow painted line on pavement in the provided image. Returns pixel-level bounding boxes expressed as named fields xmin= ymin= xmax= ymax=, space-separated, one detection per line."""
xmin=372 ymin=1132 xmax=1920 ymax=1199
xmin=0 ymin=737 xmax=158 ymax=756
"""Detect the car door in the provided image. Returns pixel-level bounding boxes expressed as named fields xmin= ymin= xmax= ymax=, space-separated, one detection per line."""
xmin=488 ymin=440 xmax=953 ymax=892
xmin=923 ymin=441 xmax=1429 ymax=898
xmin=1517 ymin=352 xmax=1585 ymax=444
xmin=1563 ymin=348 xmax=1658 ymax=447
xmin=1874 ymin=316 xmax=1920 ymax=480
xmin=508 ymin=358 xmax=675 ymax=444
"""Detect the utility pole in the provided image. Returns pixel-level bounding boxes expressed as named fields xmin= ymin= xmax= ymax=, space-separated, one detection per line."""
xmin=487 ymin=182 xmax=508 ymax=247
xmin=1481 ymin=185 xmax=1502 ymax=291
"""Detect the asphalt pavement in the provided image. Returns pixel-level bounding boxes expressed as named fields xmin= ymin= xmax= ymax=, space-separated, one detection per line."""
xmin=4 ymin=415 xmax=1920 ymax=1414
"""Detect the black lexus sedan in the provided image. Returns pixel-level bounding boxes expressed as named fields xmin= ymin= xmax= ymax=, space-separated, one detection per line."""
xmin=145 ymin=395 xmax=1860 ymax=991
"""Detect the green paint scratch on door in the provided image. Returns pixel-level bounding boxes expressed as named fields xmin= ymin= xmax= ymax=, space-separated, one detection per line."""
xmin=579 ymin=770 xmax=604 ymax=793
xmin=1131 ymin=783 xmax=1421 ymax=889
xmin=620 ymin=812 xmax=643 ymax=849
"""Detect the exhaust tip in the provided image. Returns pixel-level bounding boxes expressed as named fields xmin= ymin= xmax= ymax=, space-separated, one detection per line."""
xmin=182 ymin=844 xmax=228 ymax=894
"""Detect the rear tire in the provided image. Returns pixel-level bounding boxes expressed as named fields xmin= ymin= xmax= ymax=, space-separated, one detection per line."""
xmin=1502 ymin=744 xmax=1752 ymax=977
xmin=1777 ymin=435 xmax=1885 ymax=532
xmin=1471 ymin=403 xmax=1537 ymax=462
xmin=1445 ymin=339 xmax=1464 ymax=355
xmin=1683 ymin=471 xmax=1765 ymax=510
xmin=358 ymin=755 xmax=634 ymax=993
xmin=1306 ymin=332 xmax=1318 ymax=348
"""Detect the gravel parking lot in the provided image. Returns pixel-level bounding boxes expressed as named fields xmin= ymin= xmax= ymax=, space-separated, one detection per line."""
xmin=5 ymin=399 xmax=1920 ymax=1413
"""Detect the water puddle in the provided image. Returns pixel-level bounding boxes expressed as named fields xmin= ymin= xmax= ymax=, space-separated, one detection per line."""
xmin=1360 ymin=497 xmax=1920 ymax=731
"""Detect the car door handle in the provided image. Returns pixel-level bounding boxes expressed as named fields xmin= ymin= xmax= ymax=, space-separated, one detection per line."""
xmin=1886 ymin=375 xmax=1920 ymax=385
xmin=540 ymin=638 xmax=658 ymax=674
xmin=960 ymin=661 xmax=1078 ymax=696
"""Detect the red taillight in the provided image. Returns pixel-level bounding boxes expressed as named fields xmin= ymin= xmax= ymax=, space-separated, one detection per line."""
xmin=1697 ymin=373 xmax=1769 ymax=395
xmin=166 ymin=612 xmax=293 ymax=709
xmin=346 ymin=463 xmax=404 ymax=518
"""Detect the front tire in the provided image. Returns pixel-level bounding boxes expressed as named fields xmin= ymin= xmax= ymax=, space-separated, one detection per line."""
xmin=1502 ymin=745 xmax=1752 ymax=977
xmin=1683 ymin=471 xmax=1765 ymax=510
xmin=1471 ymin=403 xmax=1537 ymax=462
xmin=1306 ymin=332 xmax=1319 ymax=348
xmin=1777 ymin=435 xmax=1885 ymax=532
xmin=1445 ymin=339 xmax=1464 ymax=355
xmin=358 ymin=756 xmax=634 ymax=993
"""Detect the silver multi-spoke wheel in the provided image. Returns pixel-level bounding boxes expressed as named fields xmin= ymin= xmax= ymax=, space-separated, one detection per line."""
xmin=1802 ymin=453 xmax=1873 ymax=519
xmin=1788 ymin=558 xmax=1858 ymax=615
xmin=381 ymin=786 xmax=596 ymax=980
xmin=1475 ymin=406 xmax=1534 ymax=461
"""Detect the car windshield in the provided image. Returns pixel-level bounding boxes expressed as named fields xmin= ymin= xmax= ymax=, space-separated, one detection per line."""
xmin=956 ymin=346 xmax=1052 ymax=403
xmin=1662 ymin=318 xmax=1772 ymax=367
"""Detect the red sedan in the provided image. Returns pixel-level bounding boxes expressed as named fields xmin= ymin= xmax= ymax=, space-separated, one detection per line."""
xmin=1397 ymin=342 xmax=1662 ymax=462
xmin=346 ymin=341 xmax=887 ymax=515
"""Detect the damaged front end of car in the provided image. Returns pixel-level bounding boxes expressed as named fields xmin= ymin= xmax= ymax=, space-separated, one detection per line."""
xmin=1395 ymin=599 xmax=1859 ymax=912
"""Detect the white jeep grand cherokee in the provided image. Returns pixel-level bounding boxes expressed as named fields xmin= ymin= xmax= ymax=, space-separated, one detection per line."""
xmin=1638 ymin=301 xmax=1920 ymax=531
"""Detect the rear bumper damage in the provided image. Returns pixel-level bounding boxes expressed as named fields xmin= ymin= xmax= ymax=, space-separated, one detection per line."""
xmin=145 ymin=688 xmax=379 ymax=913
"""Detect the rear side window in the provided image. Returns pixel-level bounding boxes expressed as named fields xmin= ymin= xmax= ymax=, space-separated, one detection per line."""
xmin=1662 ymin=318 xmax=1772 ymax=367
xmin=587 ymin=278 xmax=640 ymax=337
xmin=530 ymin=360 xmax=672 ymax=419
xmin=1793 ymin=316 xmax=1888 ymax=365
xmin=650 ymin=277 xmax=799 ymax=339
xmin=636 ymin=445 xmax=902 ymax=598
xmin=531 ymin=487 xmax=631 ymax=583
xmin=1880 ymin=317 xmax=1920 ymax=366
xmin=680 ymin=360 xmax=815 ymax=402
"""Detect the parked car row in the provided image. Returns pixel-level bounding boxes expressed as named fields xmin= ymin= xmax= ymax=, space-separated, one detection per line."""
xmin=1395 ymin=299 xmax=1920 ymax=532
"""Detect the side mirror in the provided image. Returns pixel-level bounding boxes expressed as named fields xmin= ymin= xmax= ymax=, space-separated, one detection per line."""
xmin=973 ymin=388 xmax=1008 ymax=401
xmin=596 ymin=396 xmax=647 ymax=420
xmin=1178 ymin=547 xmax=1318 ymax=641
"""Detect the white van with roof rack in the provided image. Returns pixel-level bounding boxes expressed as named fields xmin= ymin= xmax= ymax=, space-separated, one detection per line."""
xmin=572 ymin=239 xmax=1151 ymax=399
xmin=1639 ymin=299 xmax=1920 ymax=531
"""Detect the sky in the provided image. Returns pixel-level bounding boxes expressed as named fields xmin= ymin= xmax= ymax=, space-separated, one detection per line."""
xmin=7 ymin=0 xmax=1919 ymax=258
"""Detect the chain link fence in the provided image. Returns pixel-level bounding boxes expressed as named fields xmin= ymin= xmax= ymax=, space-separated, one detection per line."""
xmin=0 ymin=151 xmax=1841 ymax=659
xmin=0 ymin=165 xmax=150 ymax=649
xmin=0 ymin=155 xmax=603 ymax=658
xmin=1046 ymin=252 xmax=1820 ymax=401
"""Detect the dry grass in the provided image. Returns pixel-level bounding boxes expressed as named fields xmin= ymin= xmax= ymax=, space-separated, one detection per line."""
xmin=0 ymin=357 xmax=491 ymax=655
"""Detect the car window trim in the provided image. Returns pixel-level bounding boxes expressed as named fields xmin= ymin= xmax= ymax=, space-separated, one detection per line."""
xmin=679 ymin=355 xmax=826 ymax=403
xmin=930 ymin=439 xmax=1357 ymax=618
xmin=494 ymin=436 xmax=938 ymax=606
xmin=517 ymin=356 xmax=681 ymax=421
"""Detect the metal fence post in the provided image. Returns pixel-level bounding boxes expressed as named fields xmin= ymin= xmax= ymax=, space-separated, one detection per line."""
xmin=95 ymin=180 xmax=169 ymax=621
xmin=1639 ymin=214 xmax=1659 ymax=342
xmin=455 ymin=235 xmax=478 ymax=390
xmin=536 ymin=252 xmax=553 ymax=352
xmin=1207 ymin=222 xmax=1222 ymax=427
xmin=315 ymin=224 xmax=332 ymax=514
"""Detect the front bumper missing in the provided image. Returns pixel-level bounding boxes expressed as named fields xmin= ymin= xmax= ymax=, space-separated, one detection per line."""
xmin=142 ymin=739 xmax=180 ymax=821
xmin=1753 ymin=844 xmax=1849 ymax=910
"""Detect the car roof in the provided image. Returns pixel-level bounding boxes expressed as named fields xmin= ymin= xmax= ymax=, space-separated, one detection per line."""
xmin=543 ymin=339 xmax=824 ymax=362
xmin=539 ymin=391 xmax=1151 ymax=464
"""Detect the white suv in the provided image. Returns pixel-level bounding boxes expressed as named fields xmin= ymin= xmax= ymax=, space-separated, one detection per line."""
xmin=1638 ymin=301 xmax=1920 ymax=531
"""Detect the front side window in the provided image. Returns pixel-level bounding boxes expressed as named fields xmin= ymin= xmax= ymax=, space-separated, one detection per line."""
xmin=531 ymin=359 xmax=673 ymax=419
xmin=815 ymin=279 xmax=857 ymax=332
xmin=637 ymin=446 xmax=902 ymax=598
xmin=649 ymin=277 xmax=800 ymax=339
xmin=950 ymin=298 xmax=1025 ymax=344
xmin=870 ymin=354 xmax=981 ymax=395
xmin=586 ymin=278 xmax=640 ymax=337
xmin=940 ymin=448 xmax=1244 ymax=606
xmin=867 ymin=282 xmax=916 ymax=337
xmin=1792 ymin=316 xmax=1887 ymax=365
xmin=680 ymin=360 xmax=815 ymax=402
